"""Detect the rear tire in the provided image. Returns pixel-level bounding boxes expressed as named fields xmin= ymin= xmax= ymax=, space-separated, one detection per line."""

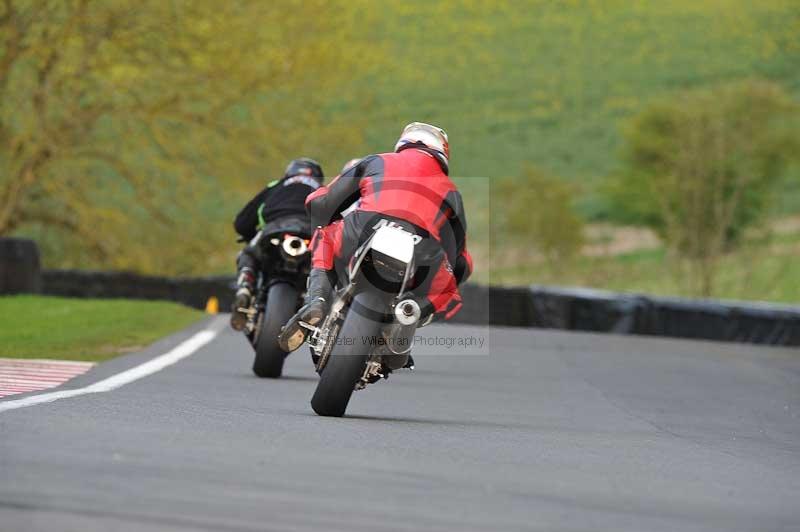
xmin=252 ymin=283 xmax=299 ymax=378
xmin=311 ymin=292 xmax=385 ymax=417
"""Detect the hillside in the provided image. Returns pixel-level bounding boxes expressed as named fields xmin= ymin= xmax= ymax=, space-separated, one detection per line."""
xmin=345 ymin=0 xmax=800 ymax=218
xmin=9 ymin=0 xmax=800 ymax=280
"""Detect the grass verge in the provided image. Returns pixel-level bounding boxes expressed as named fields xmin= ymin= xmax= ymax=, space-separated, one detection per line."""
xmin=491 ymin=240 xmax=800 ymax=304
xmin=0 ymin=296 xmax=204 ymax=362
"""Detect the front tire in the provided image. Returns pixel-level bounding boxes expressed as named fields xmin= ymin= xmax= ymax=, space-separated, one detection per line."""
xmin=252 ymin=282 xmax=299 ymax=378
xmin=311 ymin=292 xmax=385 ymax=417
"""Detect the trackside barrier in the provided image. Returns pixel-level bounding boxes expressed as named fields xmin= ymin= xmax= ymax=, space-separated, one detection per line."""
xmin=0 ymin=238 xmax=41 ymax=294
xmin=34 ymin=271 xmax=800 ymax=346
xmin=0 ymin=237 xmax=797 ymax=347
xmin=38 ymin=269 xmax=236 ymax=311
xmin=453 ymin=284 xmax=800 ymax=346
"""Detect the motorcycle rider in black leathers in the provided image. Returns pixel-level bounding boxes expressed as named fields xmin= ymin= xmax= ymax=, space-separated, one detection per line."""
xmin=230 ymin=158 xmax=324 ymax=331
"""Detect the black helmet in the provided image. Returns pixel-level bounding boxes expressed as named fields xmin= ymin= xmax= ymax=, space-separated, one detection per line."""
xmin=284 ymin=158 xmax=324 ymax=183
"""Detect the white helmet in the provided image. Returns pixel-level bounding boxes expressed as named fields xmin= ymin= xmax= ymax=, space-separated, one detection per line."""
xmin=394 ymin=122 xmax=449 ymax=172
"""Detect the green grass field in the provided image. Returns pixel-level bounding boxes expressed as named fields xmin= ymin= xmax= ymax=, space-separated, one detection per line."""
xmin=0 ymin=296 xmax=203 ymax=362
xmin=12 ymin=0 xmax=800 ymax=303
xmin=350 ymin=0 xmax=800 ymax=218
xmin=353 ymin=0 xmax=800 ymax=304
xmin=491 ymin=230 xmax=800 ymax=304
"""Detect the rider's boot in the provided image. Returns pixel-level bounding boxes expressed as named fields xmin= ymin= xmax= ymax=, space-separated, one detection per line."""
xmin=278 ymin=268 xmax=333 ymax=352
xmin=230 ymin=268 xmax=256 ymax=332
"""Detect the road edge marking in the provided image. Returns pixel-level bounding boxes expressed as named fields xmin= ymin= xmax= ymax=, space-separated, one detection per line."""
xmin=0 ymin=321 xmax=223 ymax=413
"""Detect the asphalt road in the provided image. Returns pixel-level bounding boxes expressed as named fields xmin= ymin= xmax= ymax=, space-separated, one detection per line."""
xmin=1 ymin=317 xmax=799 ymax=532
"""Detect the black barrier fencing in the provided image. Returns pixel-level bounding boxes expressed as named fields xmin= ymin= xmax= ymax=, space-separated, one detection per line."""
xmin=0 ymin=238 xmax=41 ymax=294
xmin=1 ymin=238 xmax=798 ymax=346
xmin=39 ymin=269 xmax=236 ymax=311
xmin=35 ymin=270 xmax=800 ymax=347
xmin=454 ymin=284 xmax=800 ymax=346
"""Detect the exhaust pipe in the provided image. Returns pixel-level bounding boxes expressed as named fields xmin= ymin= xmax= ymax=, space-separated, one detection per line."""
xmin=381 ymin=299 xmax=421 ymax=367
xmin=282 ymin=235 xmax=308 ymax=257
xmin=394 ymin=299 xmax=421 ymax=326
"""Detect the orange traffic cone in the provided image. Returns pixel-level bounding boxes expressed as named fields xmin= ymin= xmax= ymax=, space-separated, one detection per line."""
xmin=205 ymin=296 xmax=219 ymax=315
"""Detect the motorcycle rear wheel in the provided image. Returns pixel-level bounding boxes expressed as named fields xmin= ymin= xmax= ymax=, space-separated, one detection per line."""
xmin=252 ymin=282 xmax=298 ymax=378
xmin=310 ymin=292 xmax=384 ymax=417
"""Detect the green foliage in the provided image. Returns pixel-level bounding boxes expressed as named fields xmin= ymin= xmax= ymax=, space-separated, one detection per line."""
xmin=494 ymin=166 xmax=584 ymax=268
xmin=355 ymin=0 xmax=800 ymax=217
xmin=1 ymin=0 xmax=377 ymax=274
xmin=606 ymin=79 xmax=798 ymax=295
xmin=492 ymin=230 xmax=800 ymax=304
xmin=4 ymin=0 xmax=800 ymax=281
xmin=0 ymin=295 xmax=202 ymax=361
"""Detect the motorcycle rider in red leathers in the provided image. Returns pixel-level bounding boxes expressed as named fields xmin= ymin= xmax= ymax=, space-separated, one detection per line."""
xmin=279 ymin=123 xmax=473 ymax=352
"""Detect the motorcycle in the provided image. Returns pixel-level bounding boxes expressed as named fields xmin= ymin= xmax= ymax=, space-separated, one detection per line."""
xmin=240 ymin=217 xmax=314 ymax=378
xmin=302 ymin=222 xmax=429 ymax=417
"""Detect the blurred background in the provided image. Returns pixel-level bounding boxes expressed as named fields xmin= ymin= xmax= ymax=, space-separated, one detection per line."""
xmin=2 ymin=0 xmax=799 ymax=303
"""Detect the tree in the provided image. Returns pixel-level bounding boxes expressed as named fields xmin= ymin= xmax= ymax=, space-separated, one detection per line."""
xmin=607 ymin=80 xmax=798 ymax=296
xmin=494 ymin=165 xmax=584 ymax=270
xmin=1 ymin=0 xmax=376 ymax=274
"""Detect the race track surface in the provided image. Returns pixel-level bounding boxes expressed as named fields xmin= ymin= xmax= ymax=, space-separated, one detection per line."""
xmin=1 ymin=318 xmax=799 ymax=531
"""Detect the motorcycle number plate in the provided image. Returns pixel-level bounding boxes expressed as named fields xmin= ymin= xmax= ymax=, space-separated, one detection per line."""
xmin=371 ymin=226 xmax=415 ymax=264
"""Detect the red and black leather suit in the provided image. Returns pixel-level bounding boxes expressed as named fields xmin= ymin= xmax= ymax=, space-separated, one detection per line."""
xmin=306 ymin=147 xmax=473 ymax=320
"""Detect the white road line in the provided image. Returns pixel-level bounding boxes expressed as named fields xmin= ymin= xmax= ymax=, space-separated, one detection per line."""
xmin=0 ymin=322 xmax=223 ymax=413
